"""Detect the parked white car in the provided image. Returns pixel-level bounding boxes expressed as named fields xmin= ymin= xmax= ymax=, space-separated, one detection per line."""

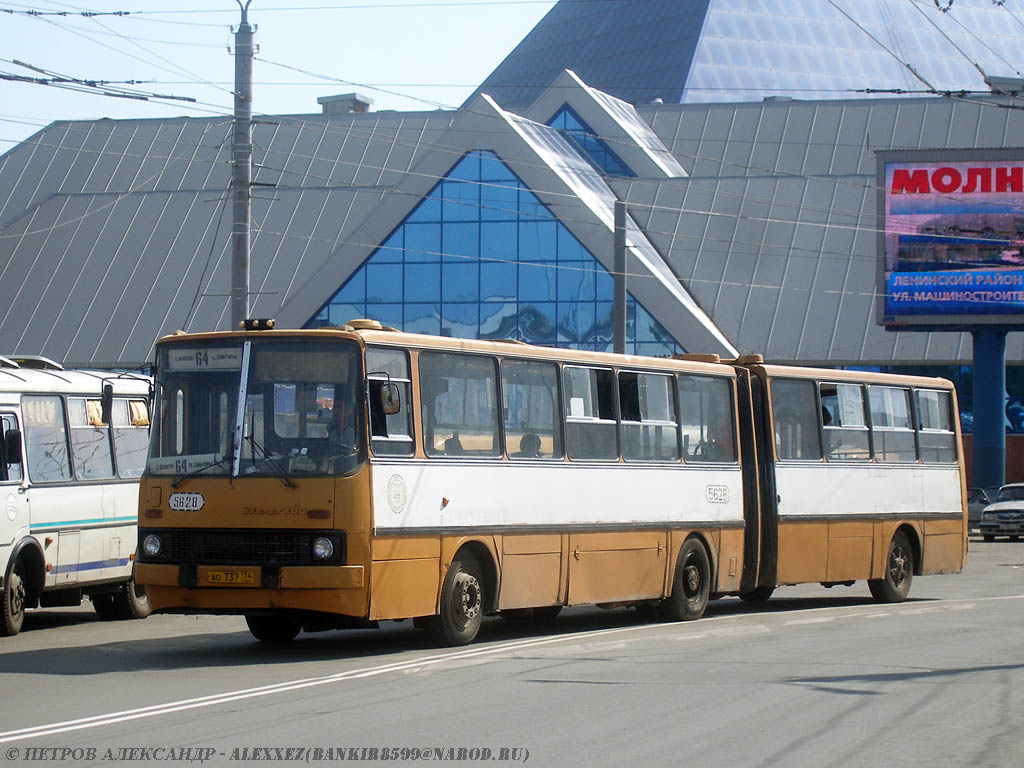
xmin=979 ymin=483 xmax=1024 ymax=542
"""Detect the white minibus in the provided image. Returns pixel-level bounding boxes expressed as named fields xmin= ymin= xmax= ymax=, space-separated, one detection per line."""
xmin=1 ymin=355 xmax=151 ymax=636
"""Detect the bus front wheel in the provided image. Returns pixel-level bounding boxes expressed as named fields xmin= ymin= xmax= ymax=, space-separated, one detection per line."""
xmin=245 ymin=614 xmax=303 ymax=643
xmin=869 ymin=531 xmax=914 ymax=603
xmin=112 ymin=577 xmax=150 ymax=620
xmin=428 ymin=552 xmax=485 ymax=646
xmin=660 ymin=538 xmax=711 ymax=621
xmin=1 ymin=557 xmax=27 ymax=637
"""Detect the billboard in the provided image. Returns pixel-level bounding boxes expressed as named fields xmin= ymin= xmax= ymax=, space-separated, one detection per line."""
xmin=878 ymin=150 xmax=1024 ymax=329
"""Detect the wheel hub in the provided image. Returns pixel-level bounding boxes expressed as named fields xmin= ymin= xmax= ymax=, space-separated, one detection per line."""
xmin=456 ymin=574 xmax=481 ymax=622
xmin=889 ymin=547 xmax=908 ymax=585
xmin=684 ymin=563 xmax=701 ymax=597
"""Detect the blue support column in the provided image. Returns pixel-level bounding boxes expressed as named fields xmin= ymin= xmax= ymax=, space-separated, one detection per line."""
xmin=972 ymin=329 xmax=1007 ymax=490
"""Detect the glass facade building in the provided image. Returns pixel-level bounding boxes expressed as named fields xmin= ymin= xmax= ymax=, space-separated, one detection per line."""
xmin=307 ymin=151 xmax=682 ymax=356
xmin=471 ymin=0 xmax=1023 ymax=110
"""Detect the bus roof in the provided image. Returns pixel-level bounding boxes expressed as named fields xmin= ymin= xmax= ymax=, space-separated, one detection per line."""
xmin=0 ymin=362 xmax=150 ymax=397
xmin=753 ymin=363 xmax=954 ymax=390
xmin=154 ymin=326 xmax=738 ymax=378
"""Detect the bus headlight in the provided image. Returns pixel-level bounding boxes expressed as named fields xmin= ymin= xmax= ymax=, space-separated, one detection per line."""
xmin=142 ymin=534 xmax=163 ymax=557
xmin=982 ymin=511 xmax=994 ymax=521
xmin=312 ymin=536 xmax=334 ymax=561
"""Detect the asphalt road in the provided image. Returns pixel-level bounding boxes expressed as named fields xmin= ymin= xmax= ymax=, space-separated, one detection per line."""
xmin=1 ymin=535 xmax=1021 ymax=768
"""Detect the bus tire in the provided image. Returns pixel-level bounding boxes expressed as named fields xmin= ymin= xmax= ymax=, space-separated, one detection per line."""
xmin=111 ymin=577 xmax=151 ymax=620
xmin=428 ymin=552 xmax=484 ymax=646
xmin=660 ymin=538 xmax=711 ymax=621
xmin=245 ymin=614 xmax=303 ymax=643
xmin=869 ymin=530 xmax=913 ymax=603
xmin=1 ymin=555 xmax=27 ymax=637
xmin=739 ymin=585 xmax=774 ymax=604
xmin=91 ymin=594 xmax=119 ymax=620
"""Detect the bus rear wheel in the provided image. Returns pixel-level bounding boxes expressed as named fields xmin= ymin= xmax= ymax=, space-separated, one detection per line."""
xmin=1 ymin=557 xmax=27 ymax=637
xmin=869 ymin=530 xmax=914 ymax=603
xmin=245 ymin=614 xmax=303 ymax=643
xmin=660 ymin=538 xmax=711 ymax=621
xmin=428 ymin=552 xmax=485 ymax=646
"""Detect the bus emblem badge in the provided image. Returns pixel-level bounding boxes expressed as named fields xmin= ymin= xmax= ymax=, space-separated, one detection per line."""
xmin=6 ymin=494 xmax=16 ymax=521
xmin=387 ymin=475 xmax=407 ymax=514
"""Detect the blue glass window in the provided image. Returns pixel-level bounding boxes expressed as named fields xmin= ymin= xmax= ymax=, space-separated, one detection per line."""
xmin=546 ymin=105 xmax=634 ymax=178
xmin=307 ymin=150 xmax=681 ymax=355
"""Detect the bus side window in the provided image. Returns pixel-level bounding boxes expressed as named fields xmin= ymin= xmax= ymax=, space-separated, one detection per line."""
xmin=68 ymin=397 xmax=115 ymax=481
xmin=678 ymin=375 xmax=736 ymax=463
xmin=1 ymin=414 xmax=24 ymax=483
xmin=868 ymin=386 xmax=916 ymax=463
xmin=916 ymin=389 xmax=956 ymax=463
xmin=112 ymin=398 xmax=150 ymax=478
xmin=819 ymin=383 xmax=870 ymax=461
xmin=502 ymin=359 xmax=562 ymax=460
xmin=367 ymin=347 xmax=414 ymax=457
xmin=769 ymin=379 xmax=822 ymax=461
xmin=619 ymin=371 xmax=679 ymax=462
xmin=21 ymin=395 xmax=72 ymax=483
xmin=420 ymin=352 xmax=500 ymax=458
xmin=563 ymin=366 xmax=617 ymax=461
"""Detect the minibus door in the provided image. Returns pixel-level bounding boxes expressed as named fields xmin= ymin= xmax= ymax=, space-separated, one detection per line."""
xmin=1 ymin=413 xmax=29 ymax=549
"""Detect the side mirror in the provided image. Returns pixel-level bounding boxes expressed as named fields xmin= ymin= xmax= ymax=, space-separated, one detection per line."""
xmin=101 ymin=383 xmax=114 ymax=426
xmin=380 ymin=383 xmax=401 ymax=416
xmin=4 ymin=429 xmax=22 ymax=465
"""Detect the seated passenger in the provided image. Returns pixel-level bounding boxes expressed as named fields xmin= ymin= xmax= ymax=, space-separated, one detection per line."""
xmin=444 ymin=431 xmax=464 ymax=455
xmin=518 ymin=432 xmax=541 ymax=458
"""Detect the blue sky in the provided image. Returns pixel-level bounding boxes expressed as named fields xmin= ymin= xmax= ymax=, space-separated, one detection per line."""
xmin=0 ymin=1 xmax=555 ymax=149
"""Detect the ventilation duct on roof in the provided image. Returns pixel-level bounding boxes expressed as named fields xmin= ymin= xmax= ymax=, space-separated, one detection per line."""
xmin=317 ymin=93 xmax=374 ymax=114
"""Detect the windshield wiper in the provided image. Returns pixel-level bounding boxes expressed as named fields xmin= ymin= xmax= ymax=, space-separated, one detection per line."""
xmin=171 ymin=456 xmax=230 ymax=488
xmin=245 ymin=433 xmax=296 ymax=488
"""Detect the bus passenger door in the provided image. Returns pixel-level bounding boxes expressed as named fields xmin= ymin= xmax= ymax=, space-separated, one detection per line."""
xmin=736 ymin=369 xmax=778 ymax=594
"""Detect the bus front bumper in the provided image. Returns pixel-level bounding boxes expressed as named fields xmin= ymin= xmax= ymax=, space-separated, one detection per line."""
xmin=137 ymin=563 xmax=367 ymax=614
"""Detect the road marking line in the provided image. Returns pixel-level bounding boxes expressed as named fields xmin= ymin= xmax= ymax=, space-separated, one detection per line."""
xmin=785 ymin=617 xmax=834 ymax=625
xmin=3 ymin=592 xmax=1022 ymax=744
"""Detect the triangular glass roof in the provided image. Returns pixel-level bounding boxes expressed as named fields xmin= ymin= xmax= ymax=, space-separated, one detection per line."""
xmin=547 ymin=105 xmax=635 ymax=177
xmin=307 ymin=150 xmax=682 ymax=356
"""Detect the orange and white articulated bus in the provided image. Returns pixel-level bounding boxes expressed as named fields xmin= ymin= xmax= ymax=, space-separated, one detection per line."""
xmin=135 ymin=320 xmax=966 ymax=645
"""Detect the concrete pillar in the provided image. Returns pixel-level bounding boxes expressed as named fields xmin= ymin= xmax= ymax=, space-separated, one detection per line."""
xmin=972 ymin=329 xmax=1006 ymax=490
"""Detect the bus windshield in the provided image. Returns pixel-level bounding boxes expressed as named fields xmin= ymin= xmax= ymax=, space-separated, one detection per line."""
xmin=148 ymin=338 xmax=365 ymax=478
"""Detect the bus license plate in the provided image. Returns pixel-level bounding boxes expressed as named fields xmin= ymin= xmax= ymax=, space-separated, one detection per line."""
xmin=205 ymin=568 xmax=257 ymax=586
